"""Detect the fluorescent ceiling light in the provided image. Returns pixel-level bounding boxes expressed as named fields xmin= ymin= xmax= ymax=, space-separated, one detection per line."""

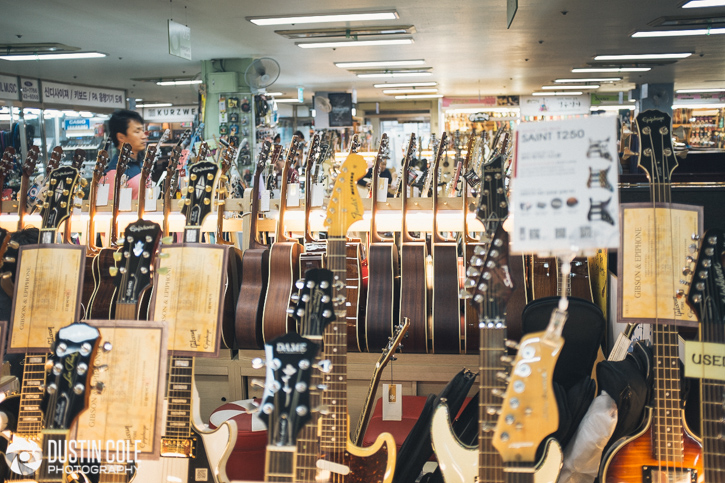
xmin=594 ymin=53 xmax=692 ymax=61
xmin=374 ymin=82 xmax=437 ymax=88
xmin=358 ymin=72 xmax=432 ymax=78
xmin=383 ymin=88 xmax=438 ymax=94
xmin=572 ymin=67 xmax=651 ymax=73
xmin=532 ymin=91 xmax=583 ymax=96
xmin=136 ymin=103 xmax=173 ymax=108
xmin=682 ymin=0 xmax=725 ymax=7
xmin=335 ymin=59 xmax=425 ymax=68
xmin=542 ymin=85 xmax=600 ymax=90
xmin=672 ymin=102 xmax=725 ymax=108
xmin=248 ymin=11 xmax=398 ymax=26
xmin=555 ymin=77 xmax=622 ymax=83
xmin=590 ymin=105 xmax=635 ymax=111
xmin=0 ymin=52 xmax=107 ymax=61
xmin=445 ymin=107 xmax=520 ymax=113
xmin=632 ymin=28 xmax=725 ymax=38
xmin=297 ymin=38 xmax=413 ymax=48
xmin=676 ymin=88 xmax=725 ymax=93
xmin=274 ymin=98 xmax=303 ymax=103
xmin=395 ymin=94 xmax=443 ymax=99
xmin=156 ymin=79 xmax=202 ymax=86
xmin=265 ymin=92 xmax=284 ymax=96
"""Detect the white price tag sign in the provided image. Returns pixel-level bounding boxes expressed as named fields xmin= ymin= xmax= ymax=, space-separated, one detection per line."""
xmin=311 ymin=182 xmax=325 ymax=207
xmin=511 ymin=116 xmax=620 ymax=254
xmin=377 ymin=178 xmax=389 ymax=202
xmin=118 ymin=188 xmax=133 ymax=211
xmin=145 ymin=186 xmax=160 ymax=212
xmin=382 ymin=384 xmax=402 ymax=421
xmin=287 ymin=183 xmax=300 ymax=207
xmin=96 ymin=184 xmax=110 ymax=206
xmin=260 ymin=190 xmax=271 ymax=212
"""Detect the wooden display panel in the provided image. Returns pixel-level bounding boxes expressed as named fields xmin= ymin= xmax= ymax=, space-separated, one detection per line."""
xmin=150 ymin=243 xmax=228 ymax=357
xmin=72 ymin=320 xmax=167 ymax=459
xmin=9 ymin=245 xmax=85 ymax=352
xmin=617 ymin=202 xmax=702 ymax=327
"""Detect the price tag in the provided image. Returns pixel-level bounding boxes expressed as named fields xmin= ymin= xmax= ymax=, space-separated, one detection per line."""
xmin=376 ymin=178 xmax=389 ymax=202
xmin=72 ymin=196 xmax=82 ymax=216
xmin=463 ymin=169 xmax=481 ymax=188
xmin=287 ymin=183 xmax=300 ymax=207
xmin=685 ymin=341 xmax=725 ymax=381
xmin=119 ymin=188 xmax=133 ymax=211
xmin=272 ymin=189 xmax=280 ymax=200
xmin=311 ymin=183 xmax=325 ymax=207
xmin=260 ymin=190 xmax=271 ymax=212
xmin=382 ymin=384 xmax=402 ymax=421
xmin=145 ymin=186 xmax=160 ymax=212
xmin=96 ymin=184 xmax=110 ymax=206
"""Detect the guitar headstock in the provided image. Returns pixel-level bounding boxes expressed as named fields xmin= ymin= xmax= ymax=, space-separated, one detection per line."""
xmin=141 ymin=145 xmax=157 ymax=181
xmin=432 ymin=132 xmax=449 ymax=177
xmin=401 ymin=133 xmax=417 ymax=175
xmin=685 ymin=229 xmax=725 ymax=323
xmin=258 ymin=332 xmax=320 ymax=447
xmin=463 ymin=224 xmax=515 ymax=316
xmin=305 ymin=132 xmax=322 ymax=174
xmin=379 ymin=318 xmax=411 ymax=364
xmin=350 ymin=134 xmax=361 ymax=154
xmin=474 ymin=153 xmax=508 ymax=231
xmin=72 ymin=148 xmax=86 ymax=170
xmin=93 ymin=148 xmax=110 ymax=184
xmin=181 ymin=160 xmax=220 ymax=228
xmin=195 ymin=141 xmax=211 ymax=164
xmin=116 ymin=143 xmax=133 ymax=179
xmin=39 ymin=165 xmax=82 ymax=237
xmin=292 ymin=268 xmax=336 ymax=338
xmin=48 ymin=146 xmax=64 ymax=170
xmin=323 ymin=152 xmax=367 ymax=238
xmin=636 ymin=110 xmax=677 ymax=185
xmin=111 ymin=219 xmax=162 ymax=306
xmin=22 ymin=145 xmax=39 ymax=178
xmin=0 ymin=147 xmax=14 ymax=178
xmin=41 ymin=322 xmax=102 ymax=431
xmin=256 ymin=140 xmax=272 ymax=173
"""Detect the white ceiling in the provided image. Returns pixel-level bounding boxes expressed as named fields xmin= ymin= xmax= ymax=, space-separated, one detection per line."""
xmin=1 ymin=0 xmax=723 ymax=108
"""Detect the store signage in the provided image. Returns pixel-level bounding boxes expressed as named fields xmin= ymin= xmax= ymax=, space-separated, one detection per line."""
xmin=143 ymin=105 xmax=199 ymax=122
xmin=520 ymin=94 xmax=591 ymax=117
xmin=675 ymin=92 xmax=725 ymax=104
xmin=510 ymin=115 xmax=620 ymax=254
xmin=442 ymin=96 xmax=519 ymax=108
xmin=168 ymin=19 xmax=192 ymax=60
xmin=328 ymin=92 xmax=353 ymax=127
xmin=0 ymin=74 xmax=20 ymax=101
xmin=590 ymin=93 xmax=623 ymax=105
xmin=42 ymin=81 xmax=125 ymax=109
xmin=64 ymin=118 xmax=91 ymax=130
xmin=684 ymin=341 xmax=725 ymax=381
xmin=468 ymin=112 xmax=490 ymax=122
xmin=20 ymin=78 xmax=40 ymax=102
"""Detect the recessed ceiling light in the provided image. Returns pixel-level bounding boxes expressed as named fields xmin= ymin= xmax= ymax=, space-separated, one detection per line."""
xmin=572 ymin=67 xmax=651 ymax=73
xmin=156 ymin=80 xmax=202 ymax=86
xmin=676 ymin=88 xmax=725 ymax=93
xmin=297 ymin=38 xmax=413 ymax=48
xmin=682 ymin=0 xmax=725 ymax=7
xmin=358 ymin=72 xmax=432 ymax=78
xmin=373 ymin=82 xmax=437 ymax=88
xmin=594 ymin=53 xmax=692 ymax=61
xmin=335 ymin=59 xmax=425 ymax=69
xmin=274 ymin=98 xmax=303 ymax=103
xmin=555 ymin=77 xmax=622 ymax=83
xmin=542 ymin=85 xmax=600 ymax=89
xmin=394 ymin=94 xmax=443 ymax=99
xmin=0 ymin=52 xmax=107 ymax=61
xmin=136 ymin=103 xmax=173 ymax=108
xmin=632 ymin=28 xmax=725 ymax=37
xmin=532 ymin=91 xmax=584 ymax=96
xmin=247 ymin=10 xmax=399 ymax=26
xmin=382 ymin=88 xmax=438 ymax=94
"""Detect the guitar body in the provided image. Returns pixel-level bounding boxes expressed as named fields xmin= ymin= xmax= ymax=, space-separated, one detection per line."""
xmin=88 ymin=247 xmax=119 ymax=319
xmin=600 ymin=408 xmax=704 ymax=483
xmin=235 ymin=246 xmax=269 ymax=349
xmin=364 ymin=242 xmax=399 ymax=352
xmin=220 ymin=247 xmax=243 ymax=349
xmin=346 ymin=241 xmax=366 ymax=352
xmin=431 ymin=242 xmax=461 ymax=354
xmin=399 ymin=242 xmax=429 ymax=353
xmin=81 ymin=251 xmax=101 ymax=318
xmin=320 ymin=433 xmax=396 ymax=483
xmin=261 ymin=241 xmax=302 ymax=343
xmin=431 ymin=404 xmax=563 ymax=483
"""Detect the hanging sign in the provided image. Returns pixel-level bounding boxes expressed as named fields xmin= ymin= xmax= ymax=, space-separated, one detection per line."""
xmin=42 ymin=81 xmax=125 ymax=108
xmin=168 ymin=19 xmax=192 ymax=60
xmin=520 ymin=95 xmax=591 ymax=117
xmin=64 ymin=118 xmax=91 ymax=130
xmin=0 ymin=74 xmax=20 ymax=101
xmin=20 ymin=78 xmax=40 ymax=102
xmin=143 ymin=105 xmax=199 ymax=122
xmin=510 ymin=115 xmax=620 ymax=255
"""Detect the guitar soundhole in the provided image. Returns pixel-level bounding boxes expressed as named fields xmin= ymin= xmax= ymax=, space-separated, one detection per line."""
xmin=642 ymin=466 xmax=696 ymax=483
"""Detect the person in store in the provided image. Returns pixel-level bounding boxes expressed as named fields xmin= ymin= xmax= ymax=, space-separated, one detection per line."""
xmin=357 ymin=156 xmax=393 ymax=195
xmin=104 ymin=109 xmax=148 ymax=199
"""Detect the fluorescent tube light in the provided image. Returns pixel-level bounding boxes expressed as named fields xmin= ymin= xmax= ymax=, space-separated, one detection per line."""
xmin=682 ymin=0 xmax=725 ymax=7
xmin=248 ymin=11 xmax=398 ymax=26
xmin=335 ymin=59 xmax=425 ymax=68
xmin=394 ymin=94 xmax=443 ymax=99
xmin=632 ymin=28 xmax=725 ymax=38
xmin=383 ymin=88 xmax=438 ymax=94
xmin=542 ymin=85 xmax=600 ymax=90
xmin=358 ymin=72 xmax=432 ymax=78
xmin=532 ymin=91 xmax=583 ymax=96
xmin=555 ymin=77 xmax=622 ymax=83
xmin=594 ymin=53 xmax=692 ymax=61
xmin=265 ymin=92 xmax=284 ymax=96
xmin=374 ymin=82 xmax=437 ymax=88
xmin=297 ymin=38 xmax=413 ymax=48
xmin=0 ymin=52 xmax=107 ymax=61
xmin=445 ymin=107 xmax=520 ymax=113
xmin=672 ymin=102 xmax=725 ymax=108
xmin=675 ymin=88 xmax=725 ymax=93
xmin=156 ymin=80 xmax=203 ymax=86
xmin=590 ymin=105 xmax=635 ymax=111
xmin=274 ymin=98 xmax=303 ymax=103
xmin=135 ymin=103 xmax=173 ymax=108
xmin=572 ymin=67 xmax=651 ymax=73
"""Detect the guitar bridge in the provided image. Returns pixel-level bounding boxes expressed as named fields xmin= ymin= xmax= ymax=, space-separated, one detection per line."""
xmin=161 ymin=437 xmax=195 ymax=457
xmin=642 ymin=465 xmax=697 ymax=483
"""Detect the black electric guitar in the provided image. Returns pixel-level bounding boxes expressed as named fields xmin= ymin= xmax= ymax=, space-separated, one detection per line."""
xmin=685 ymin=229 xmax=725 ymax=482
xmin=17 ymin=145 xmax=39 ymax=231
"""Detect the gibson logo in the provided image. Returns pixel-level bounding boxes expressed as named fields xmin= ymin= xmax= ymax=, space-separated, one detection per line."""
xmin=276 ymin=341 xmax=307 ymax=353
xmin=642 ymin=116 xmax=665 ymax=124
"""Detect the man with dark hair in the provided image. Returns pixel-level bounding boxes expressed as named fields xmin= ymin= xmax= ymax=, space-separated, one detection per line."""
xmin=105 ymin=109 xmax=148 ymax=199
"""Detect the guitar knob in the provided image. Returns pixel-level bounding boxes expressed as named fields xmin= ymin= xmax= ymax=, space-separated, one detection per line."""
xmin=73 ymin=383 xmax=85 ymax=395
xmin=251 ymin=358 xmax=265 ymax=369
xmin=459 ymin=289 xmax=472 ymax=300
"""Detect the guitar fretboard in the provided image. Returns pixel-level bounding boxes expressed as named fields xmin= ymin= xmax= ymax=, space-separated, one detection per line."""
xmin=164 ymin=356 xmax=194 ymax=441
xmin=478 ymin=323 xmax=506 ymax=483
xmin=267 ymin=446 xmax=297 ymax=482
xmin=17 ymin=353 xmax=47 ymax=436
xmin=652 ymin=324 xmax=684 ymax=461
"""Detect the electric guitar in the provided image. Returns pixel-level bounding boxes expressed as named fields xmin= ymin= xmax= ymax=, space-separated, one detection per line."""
xmin=298 ymin=132 xmax=325 ymax=275
xmin=17 ymin=145 xmax=39 ymax=230
xmin=685 ymin=229 xmax=725 ymax=482
xmin=162 ymin=129 xmax=192 ymax=238
xmin=316 ymin=151 xmax=396 ymax=483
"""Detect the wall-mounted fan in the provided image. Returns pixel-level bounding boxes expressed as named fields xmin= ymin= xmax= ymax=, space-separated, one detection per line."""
xmin=316 ymin=96 xmax=332 ymax=113
xmin=244 ymin=57 xmax=281 ymax=93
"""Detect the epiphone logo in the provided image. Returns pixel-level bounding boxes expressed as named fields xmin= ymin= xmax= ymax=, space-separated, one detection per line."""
xmin=191 ymin=164 xmax=216 ymax=173
xmin=714 ymin=260 xmax=725 ymax=306
xmin=642 ymin=116 xmax=665 ymax=124
xmin=127 ymin=224 xmax=156 ymax=232
xmin=276 ymin=341 xmax=308 ymax=353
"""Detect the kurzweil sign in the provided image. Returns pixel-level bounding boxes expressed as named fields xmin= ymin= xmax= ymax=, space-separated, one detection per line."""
xmin=143 ymin=106 xmax=199 ymax=122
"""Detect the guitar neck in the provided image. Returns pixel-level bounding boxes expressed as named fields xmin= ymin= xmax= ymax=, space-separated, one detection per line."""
xmin=36 ymin=430 xmax=71 ymax=482
xmin=352 ymin=359 xmax=385 ymax=446
xmin=651 ymin=323 xmax=684 ymax=461
xmin=478 ymin=322 xmax=506 ymax=481
xmin=17 ymin=353 xmax=48 ymax=436
xmin=267 ymin=446 xmax=297 ymax=482
xmin=162 ymin=355 xmax=194 ymax=455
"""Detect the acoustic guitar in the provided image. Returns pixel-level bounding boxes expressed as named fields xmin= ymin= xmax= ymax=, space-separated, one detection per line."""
xmin=261 ymin=136 xmax=304 ymax=343
xmin=235 ymin=141 xmax=277 ymax=349
xmin=364 ymin=133 xmax=401 ymax=352
xmin=399 ymin=133 xmax=429 ymax=353
xmin=299 ymin=132 xmax=325 ymax=275
xmin=162 ymin=129 xmax=192 ymax=238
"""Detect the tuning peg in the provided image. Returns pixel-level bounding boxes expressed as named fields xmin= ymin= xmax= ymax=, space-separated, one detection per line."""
xmin=676 ymin=289 xmax=686 ymax=299
xmin=496 ymin=371 xmax=510 ymax=383
xmin=1 ymin=272 xmax=12 ymax=280
xmin=486 ymin=406 xmax=502 ymax=416
xmin=113 ymin=252 xmax=123 ymax=262
xmin=290 ymin=293 xmax=300 ymax=303
xmin=60 ymin=201 xmax=67 ymax=208
xmin=251 ymin=378 xmax=266 ymax=388
xmin=504 ymin=340 xmax=520 ymax=351
xmin=286 ymin=307 xmax=296 ymax=315
xmin=470 ymin=256 xmax=483 ymax=267
xmin=322 ymin=309 xmax=332 ymax=318
xmin=157 ymin=267 xmax=170 ymax=276
xmin=108 ymin=267 xmax=118 ymax=277
xmin=92 ymin=382 xmax=105 ymax=394
xmin=251 ymin=357 xmax=265 ymax=369
xmin=474 ymin=245 xmax=486 ymax=255
xmin=73 ymin=202 xmax=82 ymax=209
xmin=94 ymin=364 xmax=109 ymax=373
xmin=177 ymin=199 xmax=185 ymax=209
xmin=79 ymin=178 xmax=88 ymax=188
xmin=333 ymin=279 xmax=345 ymax=290
xmin=158 ymin=252 xmax=170 ymax=259
xmin=8 ymin=241 xmax=19 ymax=250
xmin=466 ymin=267 xmax=481 ymax=278
xmin=691 ymin=233 xmax=701 ymax=241
xmin=3 ymin=257 xmax=15 ymax=264
xmin=315 ymin=359 xmax=332 ymax=373
xmin=101 ymin=341 xmax=112 ymax=353
xmin=162 ymin=236 xmax=173 ymax=245
xmin=459 ymin=289 xmax=473 ymax=300
xmin=500 ymin=355 xmax=515 ymax=364
xmin=316 ymin=384 xmax=328 ymax=392
xmin=221 ymin=175 xmax=228 ymax=182
xmin=491 ymin=388 xmax=505 ymax=398
xmin=688 ymin=244 xmax=698 ymax=254
xmin=682 ymin=266 xmax=692 ymax=276
xmin=314 ymin=405 xmax=330 ymax=415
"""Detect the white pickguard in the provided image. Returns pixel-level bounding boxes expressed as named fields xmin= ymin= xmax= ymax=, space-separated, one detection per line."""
xmin=132 ymin=379 xmax=237 ymax=483
xmin=431 ymin=404 xmax=562 ymax=483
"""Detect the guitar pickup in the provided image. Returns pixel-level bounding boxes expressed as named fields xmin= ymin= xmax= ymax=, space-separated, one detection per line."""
xmin=160 ymin=437 xmax=195 ymax=458
xmin=642 ymin=466 xmax=696 ymax=483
